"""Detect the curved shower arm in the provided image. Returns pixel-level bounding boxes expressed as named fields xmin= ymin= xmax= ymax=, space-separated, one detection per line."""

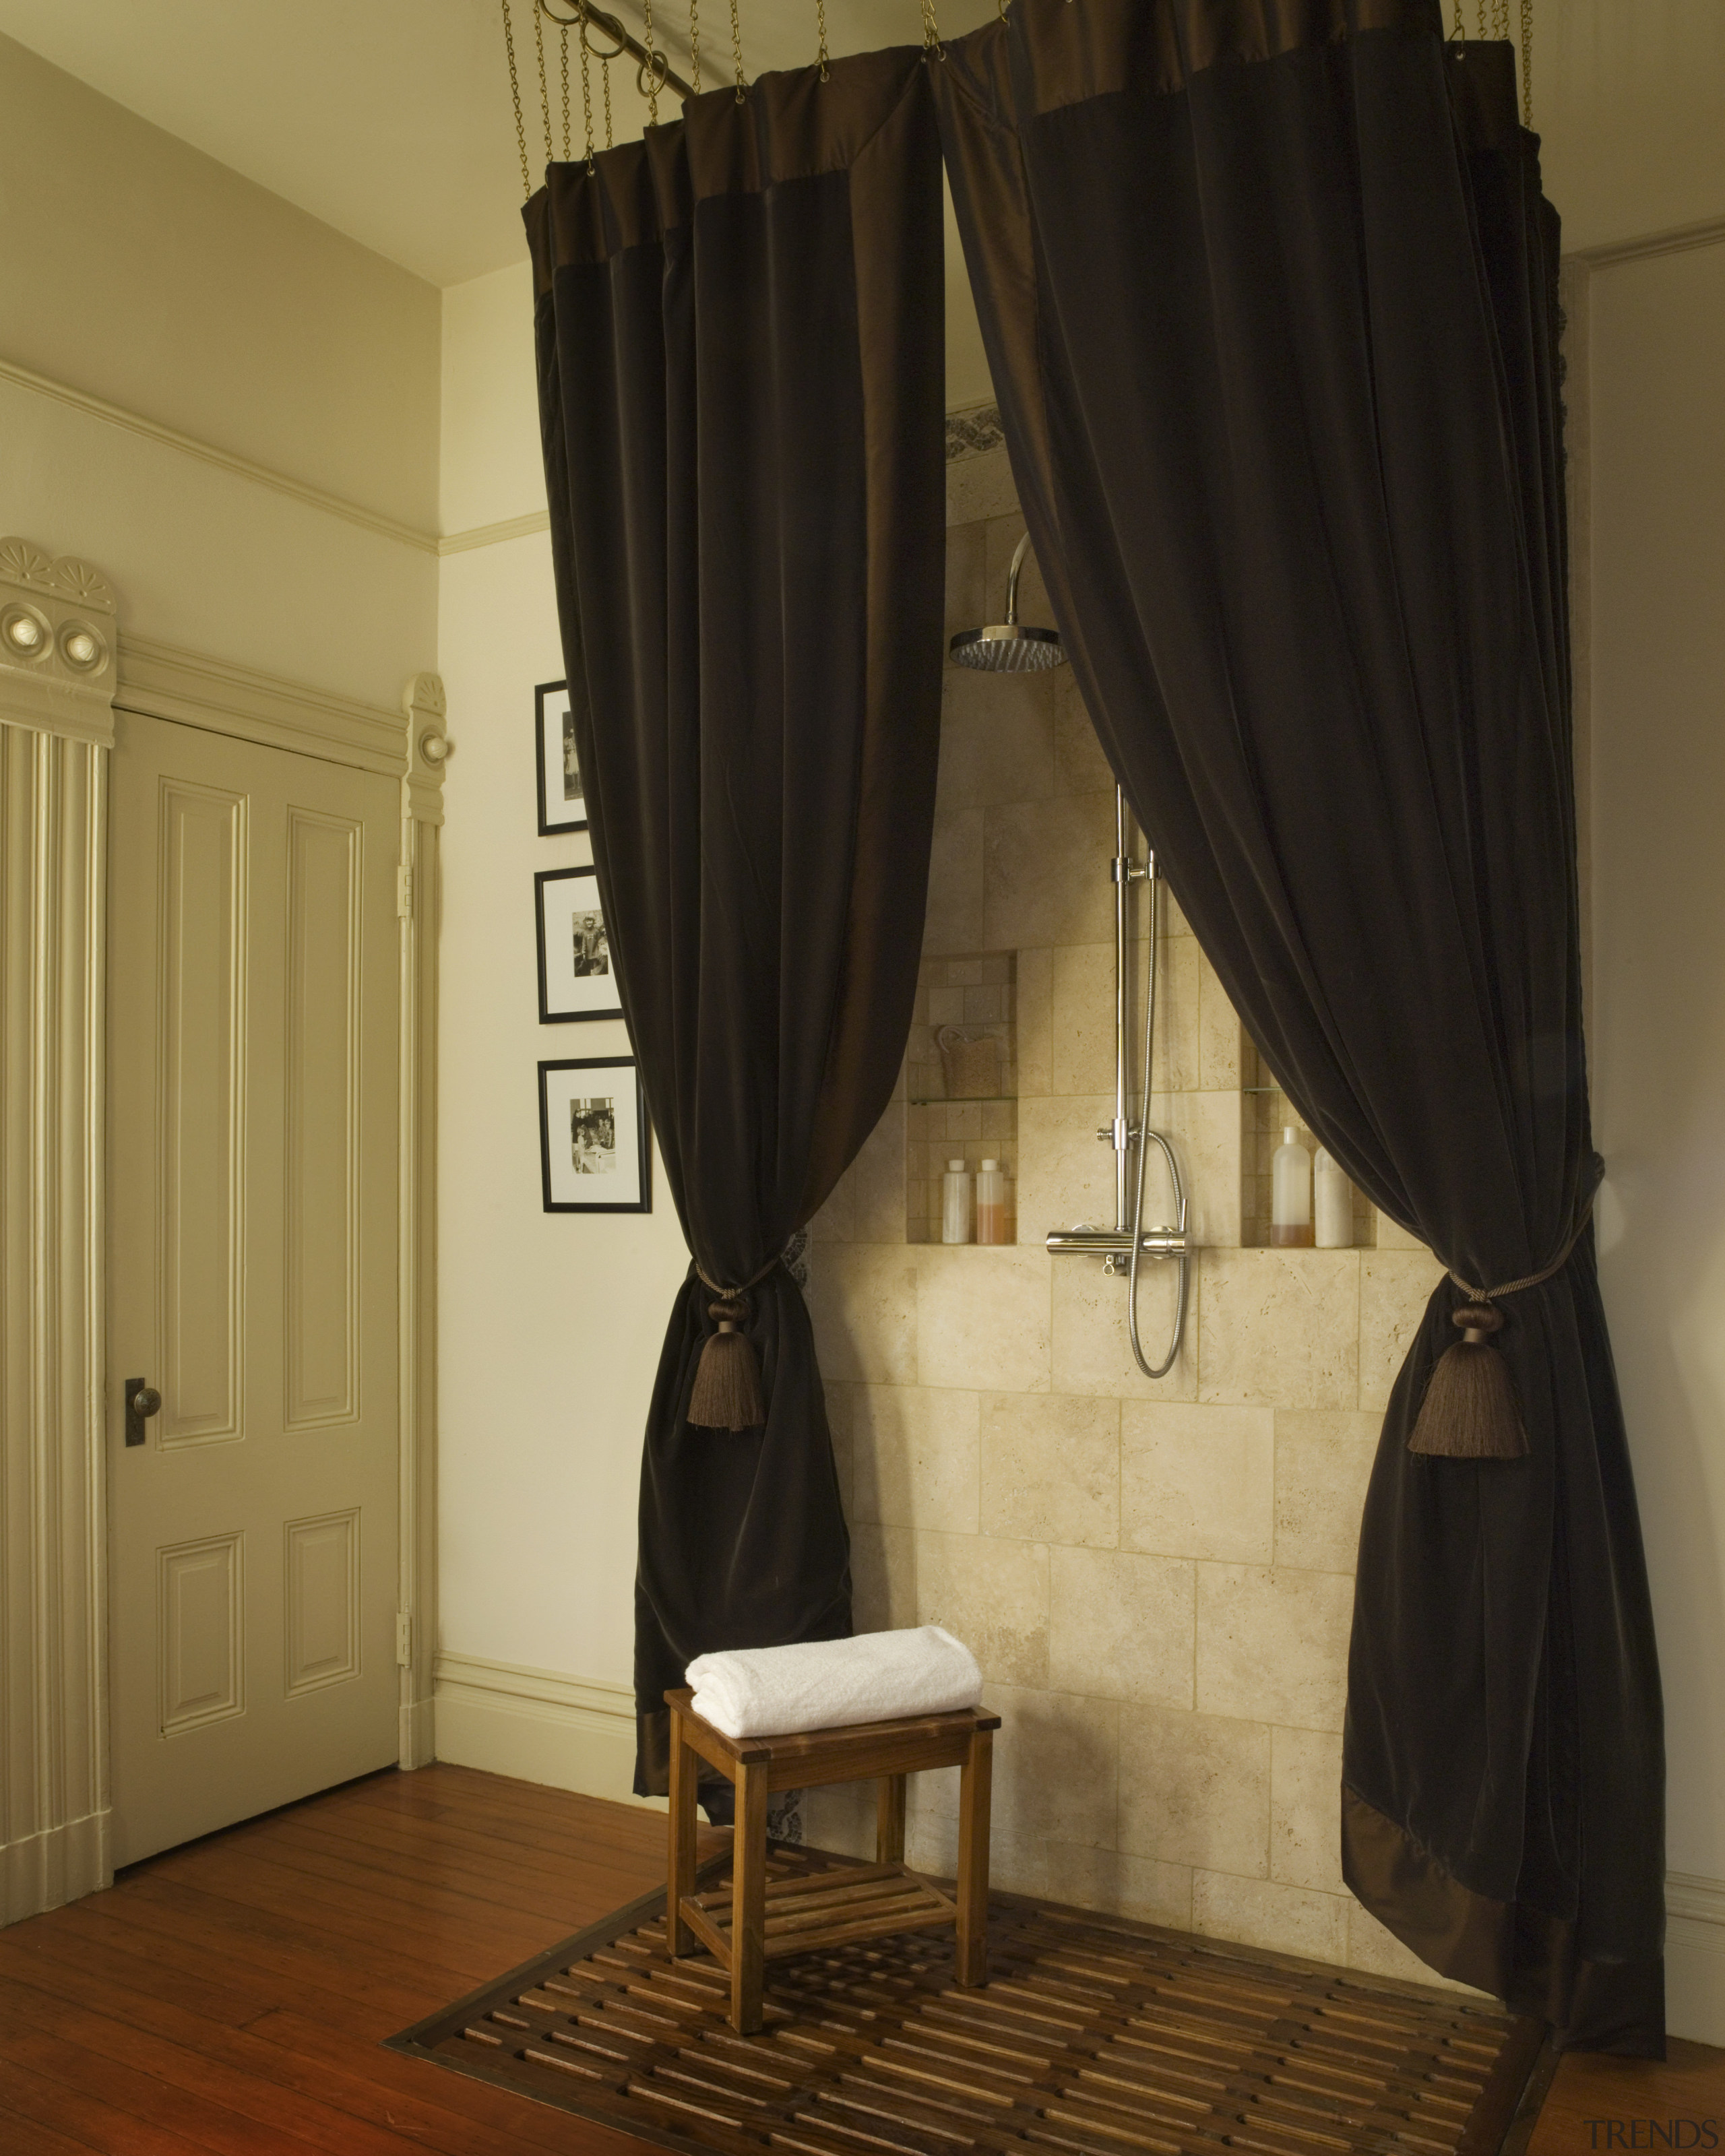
xmin=1003 ymin=532 xmax=1032 ymax=626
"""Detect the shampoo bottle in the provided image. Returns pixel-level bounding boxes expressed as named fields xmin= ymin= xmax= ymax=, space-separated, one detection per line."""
xmin=975 ymin=1158 xmax=1007 ymax=1245
xmin=1271 ymin=1127 xmax=1313 ymax=1247
xmin=1313 ymin=1145 xmax=1353 ymax=1248
xmin=941 ymin=1159 xmax=973 ymax=1245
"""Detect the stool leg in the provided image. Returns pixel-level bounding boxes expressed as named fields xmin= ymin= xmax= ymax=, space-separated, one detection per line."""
xmin=877 ymin=1774 xmax=907 ymax=1865
xmin=730 ymin=1758 xmax=769 ymax=2035
xmin=668 ymin=1709 xmax=698 ymax=1957
xmin=955 ymin=1724 xmax=992 ymax=1988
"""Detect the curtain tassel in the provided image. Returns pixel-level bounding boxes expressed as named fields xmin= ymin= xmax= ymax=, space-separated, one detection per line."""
xmin=1407 ymin=1304 xmax=1527 ymax=1459
xmin=688 ymin=1294 xmax=765 ymax=1430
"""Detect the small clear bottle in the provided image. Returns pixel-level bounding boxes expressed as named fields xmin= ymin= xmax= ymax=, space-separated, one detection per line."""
xmin=941 ymin=1159 xmax=973 ymax=1245
xmin=975 ymin=1158 xmax=1007 ymax=1245
xmin=1313 ymin=1145 xmax=1353 ymax=1248
xmin=1271 ymin=1126 xmax=1313 ymax=1247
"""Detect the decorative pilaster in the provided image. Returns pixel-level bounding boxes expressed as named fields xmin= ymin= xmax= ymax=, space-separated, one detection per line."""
xmin=0 ymin=540 xmax=117 ymax=1921
xmin=397 ymin=672 xmax=447 ymax=1767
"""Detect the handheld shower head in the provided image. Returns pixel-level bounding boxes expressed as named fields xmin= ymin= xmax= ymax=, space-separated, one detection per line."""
xmin=949 ymin=530 xmax=1067 ymax=673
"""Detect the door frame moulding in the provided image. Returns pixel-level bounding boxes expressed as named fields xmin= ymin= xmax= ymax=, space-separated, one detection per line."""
xmin=0 ymin=534 xmax=445 ymax=1929
xmin=0 ymin=538 xmax=117 ymax=1922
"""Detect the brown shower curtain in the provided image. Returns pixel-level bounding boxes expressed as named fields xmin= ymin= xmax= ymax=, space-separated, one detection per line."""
xmin=935 ymin=0 xmax=1663 ymax=2052
xmin=524 ymin=46 xmax=945 ymax=1810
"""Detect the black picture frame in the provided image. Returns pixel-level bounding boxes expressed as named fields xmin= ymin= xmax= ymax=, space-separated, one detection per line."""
xmin=537 ymin=1056 xmax=652 ymax=1213
xmin=535 ymin=679 xmax=587 ymax=835
xmin=534 ymin=866 xmax=621 ymax=1024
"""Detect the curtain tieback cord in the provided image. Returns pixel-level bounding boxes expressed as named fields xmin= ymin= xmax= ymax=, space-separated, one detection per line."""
xmin=687 ymin=1255 xmax=782 ymax=1431
xmin=1408 ymin=1197 xmax=1597 ymax=1461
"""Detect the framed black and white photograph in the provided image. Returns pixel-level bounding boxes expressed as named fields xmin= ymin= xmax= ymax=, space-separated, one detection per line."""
xmin=535 ymin=866 xmax=620 ymax=1023
xmin=535 ymin=678 xmax=587 ymax=836
xmin=538 ymin=1057 xmax=651 ymax=1213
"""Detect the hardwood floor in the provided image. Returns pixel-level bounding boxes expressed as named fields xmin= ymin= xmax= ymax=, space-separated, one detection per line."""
xmin=0 ymin=1762 xmax=1716 ymax=2153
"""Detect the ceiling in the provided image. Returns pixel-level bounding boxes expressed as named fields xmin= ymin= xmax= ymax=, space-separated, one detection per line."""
xmin=0 ymin=0 xmax=997 ymax=288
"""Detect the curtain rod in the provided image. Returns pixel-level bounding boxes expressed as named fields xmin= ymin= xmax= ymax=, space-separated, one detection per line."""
xmin=539 ymin=0 xmax=697 ymax=104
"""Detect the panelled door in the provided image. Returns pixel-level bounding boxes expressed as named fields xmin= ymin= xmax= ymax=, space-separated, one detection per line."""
xmin=108 ymin=708 xmax=401 ymax=1866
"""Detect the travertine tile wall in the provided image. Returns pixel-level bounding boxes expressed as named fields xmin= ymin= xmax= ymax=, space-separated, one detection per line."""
xmin=801 ymin=445 xmax=1460 ymax=1988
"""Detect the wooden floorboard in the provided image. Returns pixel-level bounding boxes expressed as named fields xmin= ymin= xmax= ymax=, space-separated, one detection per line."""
xmin=0 ymin=1762 xmax=1716 ymax=2153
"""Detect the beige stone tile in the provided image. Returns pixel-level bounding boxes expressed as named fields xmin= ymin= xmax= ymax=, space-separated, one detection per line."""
xmin=798 ymin=1783 xmax=874 ymax=1863
xmin=924 ymin=806 xmax=984 ymax=956
xmin=1374 ymin=1208 xmax=1427 ymax=1253
xmin=1150 ymin=930 xmax=1201 ymax=1094
xmin=1150 ymin=1089 xmax=1242 ymax=1250
xmin=910 ymin=1812 xmax=1051 ymax=1901
xmin=1345 ymin=1900 xmax=1489 ymax=1994
xmin=805 ymin=1244 xmax=918 ymax=1386
xmin=1053 ymin=667 xmax=1119 ymax=797
xmin=1274 ymin=1410 xmax=1381 ymax=1573
xmin=914 ymin=1244 xmax=1051 ymax=1393
xmin=850 ymin=1385 xmax=980 ymax=1534
xmin=1193 ymin=1871 xmax=1350 ymax=1965
xmin=807 ymin=1166 xmax=855 ymax=1244
xmin=1195 ymin=1564 xmax=1354 ymax=1732
xmin=944 ymin=520 xmax=986 ymax=638
xmin=984 ymin=794 xmax=1118 ymax=951
xmin=824 ymin=1379 xmax=855 ymax=1520
xmin=1121 ymin=1403 xmax=1273 ymax=1562
xmin=946 ymin=449 xmax=1017 ymax=530
xmin=1269 ymin=1726 xmax=1344 ymax=1892
xmin=980 ymin=1392 xmax=1120 ymax=1548
xmin=1049 ymin=943 xmax=1119 ymax=1097
xmin=1196 ymin=948 xmax=1245 ymax=1090
xmin=914 ymin=1529 xmax=1048 ymax=1687
xmin=1196 ymin=1249 xmax=1359 ymax=1409
xmin=1358 ymin=1249 xmax=1446 ymax=1411
xmin=1015 ymin=1093 xmax=1119 ymax=1250
xmin=1050 ymin=1251 xmax=1199 ymax=1403
xmin=1043 ymin=1844 xmax=1193 ymax=1930
xmin=850 ymin=1522 xmax=914 ymax=1633
xmin=851 ymin=1099 xmax=908 ymax=1246
xmin=1119 ymin=1704 xmax=1271 ymax=1875
xmin=917 ymin=1683 xmax=1118 ymax=1849
xmin=1048 ymin=1546 xmax=1194 ymax=1707
xmin=1015 ymin=945 xmax=1052 ymax=1098
xmin=937 ymin=665 xmax=1057 ymax=813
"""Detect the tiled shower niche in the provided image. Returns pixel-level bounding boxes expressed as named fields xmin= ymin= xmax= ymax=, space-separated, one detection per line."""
xmin=905 ymin=951 xmax=1017 ymax=1244
xmin=1240 ymin=1033 xmax=1376 ymax=1248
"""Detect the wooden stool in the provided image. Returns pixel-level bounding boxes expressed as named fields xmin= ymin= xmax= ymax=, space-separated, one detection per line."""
xmin=664 ymin=1685 xmax=1000 ymax=2034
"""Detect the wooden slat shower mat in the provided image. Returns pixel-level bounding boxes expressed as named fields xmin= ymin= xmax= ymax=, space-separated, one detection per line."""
xmin=387 ymin=1842 xmax=1555 ymax=2156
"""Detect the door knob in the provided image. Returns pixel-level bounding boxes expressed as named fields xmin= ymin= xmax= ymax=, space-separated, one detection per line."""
xmin=125 ymin=1379 xmax=162 ymax=1448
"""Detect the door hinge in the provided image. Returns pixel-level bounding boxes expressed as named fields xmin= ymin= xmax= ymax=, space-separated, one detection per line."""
xmin=396 ymin=864 xmax=414 ymax=918
xmin=396 ymin=1612 xmax=412 ymax=1667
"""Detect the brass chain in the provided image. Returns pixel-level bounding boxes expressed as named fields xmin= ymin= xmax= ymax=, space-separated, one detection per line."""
xmin=729 ymin=0 xmax=747 ymax=102
xmin=532 ymin=0 xmax=553 ymax=161
xmin=1451 ymin=1 xmax=1462 ymax=33
xmin=602 ymin=54 xmax=613 ymax=145
xmin=689 ymin=0 xmax=701 ymax=94
xmin=501 ymin=0 xmax=532 ymax=197
xmin=1520 ymin=0 xmax=1532 ymax=125
xmin=919 ymin=0 xmax=944 ymax=60
xmin=559 ymin=18 xmax=571 ymax=156
xmin=575 ymin=0 xmax=595 ymax=168
xmin=642 ymin=0 xmax=662 ymax=123
xmin=815 ymin=0 xmax=829 ymax=80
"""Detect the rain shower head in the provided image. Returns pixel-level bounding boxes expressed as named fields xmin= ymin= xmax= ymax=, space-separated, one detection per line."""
xmin=949 ymin=530 xmax=1067 ymax=673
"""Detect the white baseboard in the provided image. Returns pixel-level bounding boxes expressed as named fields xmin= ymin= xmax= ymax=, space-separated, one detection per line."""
xmin=432 ymin=1651 xmax=664 ymax=1812
xmin=1 ymin=1808 xmax=111 ymax=1926
xmin=1668 ymin=1870 xmax=1725 ymax=2045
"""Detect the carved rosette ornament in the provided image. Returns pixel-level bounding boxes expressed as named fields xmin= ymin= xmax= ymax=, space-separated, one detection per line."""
xmin=0 ymin=538 xmax=119 ymax=747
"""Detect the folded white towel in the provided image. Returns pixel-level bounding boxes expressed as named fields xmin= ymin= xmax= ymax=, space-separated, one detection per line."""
xmin=686 ymin=1626 xmax=983 ymax=1740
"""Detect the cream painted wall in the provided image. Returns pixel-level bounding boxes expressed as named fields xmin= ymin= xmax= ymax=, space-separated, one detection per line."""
xmin=434 ymin=529 xmax=689 ymax=1709
xmin=440 ymin=262 xmax=543 ymax=536
xmin=0 ymin=32 xmax=439 ymax=709
xmin=0 ymin=32 xmax=441 ymax=534
xmin=1586 ymin=234 xmax=1725 ymax=2006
